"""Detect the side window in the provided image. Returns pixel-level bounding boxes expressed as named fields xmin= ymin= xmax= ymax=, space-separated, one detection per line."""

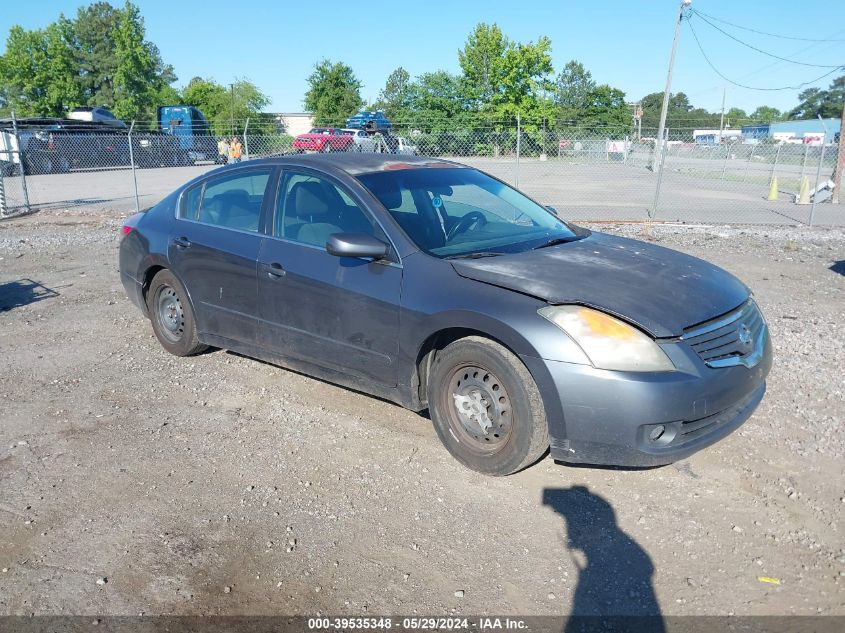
xmin=276 ymin=172 xmax=375 ymax=248
xmin=180 ymin=184 xmax=203 ymax=219
xmin=193 ymin=169 xmax=271 ymax=232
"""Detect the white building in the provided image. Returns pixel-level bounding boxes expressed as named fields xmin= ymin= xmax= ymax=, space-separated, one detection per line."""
xmin=275 ymin=113 xmax=314 ymax=137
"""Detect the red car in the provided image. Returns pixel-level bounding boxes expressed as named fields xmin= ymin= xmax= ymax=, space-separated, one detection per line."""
xmin=292 ymin=128 xmax=354 ymax=153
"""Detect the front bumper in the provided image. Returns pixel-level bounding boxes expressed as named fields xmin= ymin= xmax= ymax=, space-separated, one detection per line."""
xmin=521 ymin=333 xmax=773 ymax=467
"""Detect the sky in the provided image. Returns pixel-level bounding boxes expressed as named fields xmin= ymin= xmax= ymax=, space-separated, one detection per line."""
xmin=4 ymin=0 xmax=845 ymax=119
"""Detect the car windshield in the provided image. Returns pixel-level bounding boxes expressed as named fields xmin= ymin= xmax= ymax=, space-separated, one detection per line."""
xmin=357 ymin=167 xmax=579 ymax=258
xmin=310 ymin=128 xmax=329 ymax=134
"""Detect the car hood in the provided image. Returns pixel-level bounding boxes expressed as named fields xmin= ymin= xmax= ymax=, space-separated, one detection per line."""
xmin=450 ymin=232 xmax=749 ymax=338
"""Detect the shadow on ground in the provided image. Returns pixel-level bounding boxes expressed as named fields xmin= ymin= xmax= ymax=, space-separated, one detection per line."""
xmin=542 ymin=486 xmax=664 ymax=633
xmin=0 ymin=279 xmax=59 ymax=311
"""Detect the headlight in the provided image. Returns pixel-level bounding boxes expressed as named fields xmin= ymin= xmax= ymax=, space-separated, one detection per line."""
xmin=538 ymin=305 xmax=675 ymax=372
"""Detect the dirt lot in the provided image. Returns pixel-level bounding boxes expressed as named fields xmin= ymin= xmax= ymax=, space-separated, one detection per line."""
xmin=1 ymin=207 xmax=844 ymax=617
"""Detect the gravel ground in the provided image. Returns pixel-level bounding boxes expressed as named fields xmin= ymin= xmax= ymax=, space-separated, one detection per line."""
xmin=0 ymin=207 xmax=843 ymax=617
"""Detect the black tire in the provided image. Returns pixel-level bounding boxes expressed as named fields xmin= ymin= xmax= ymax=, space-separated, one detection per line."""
xmin=427 ymin=336 xmax=549 ymax=475
xmin=146 ymin=269 xmax=207 ymax=357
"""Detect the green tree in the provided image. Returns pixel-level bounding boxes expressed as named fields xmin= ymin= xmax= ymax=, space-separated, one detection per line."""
xmin=74 ymin=2 xmax=122 ymax=107
xmin=579 ymin=84 xmax=629 ymax=131
xmin=375 ymin=67 xmax=411 ymax=121
xmin=304 ymin=59 xmax=362 ymax=127
xmin=182 ymin=76 xmax=271 ymax=136
xmin=554 ymin=60 xmax=596 ymax=120
xmin=112 ymin=2 xmax=156 ymax=119
xmin=404 ymin=71 xmax=469 ymax=130
xmin=749 ymin=105 xmax=782 ymax=122
xmin=458 ymin=23 xmax=554 ymax=125
xmin=789 ymin=76 xmax=844 ymax=119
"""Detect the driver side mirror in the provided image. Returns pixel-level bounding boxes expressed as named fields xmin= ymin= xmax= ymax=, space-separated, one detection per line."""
xmin=326 ymin=233 xmax=390 ymax=260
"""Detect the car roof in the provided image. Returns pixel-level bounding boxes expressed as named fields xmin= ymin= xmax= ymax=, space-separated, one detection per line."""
xmin=242 ymin=153 xmax=467 ymax=176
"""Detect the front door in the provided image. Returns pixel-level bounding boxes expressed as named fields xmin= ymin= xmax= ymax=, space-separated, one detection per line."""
xmin=168 ymin=166 xmax=273 ymax=345
xmin=257 ymin=169 xmax=401 ymax=386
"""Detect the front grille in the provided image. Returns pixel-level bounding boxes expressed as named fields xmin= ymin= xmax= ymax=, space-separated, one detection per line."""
xmin=682 ymin=301 xmax=767 ymax=368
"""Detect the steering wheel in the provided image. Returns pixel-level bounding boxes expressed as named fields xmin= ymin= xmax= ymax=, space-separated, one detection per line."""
xmin=446 ymin=210 xmax=488 ymax=240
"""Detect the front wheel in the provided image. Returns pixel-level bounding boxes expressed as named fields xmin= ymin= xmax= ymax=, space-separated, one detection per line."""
xmin=146 ymin=269 xmax=207 ymax=356
xmin=427 ymin=336 xmax=549 ymax=475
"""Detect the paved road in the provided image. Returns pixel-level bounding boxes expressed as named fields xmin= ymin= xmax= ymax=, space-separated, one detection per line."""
xmin=4 ymin=157 xmax=843 ymax=226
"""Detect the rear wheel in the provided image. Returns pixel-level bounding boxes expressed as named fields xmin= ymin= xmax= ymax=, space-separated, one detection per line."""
xmin=427 ymin=336 xmax=549 ymax=475
xmin=146 ymin=269 xmax=207 ymax=356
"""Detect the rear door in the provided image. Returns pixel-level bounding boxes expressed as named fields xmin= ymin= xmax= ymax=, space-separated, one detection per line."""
xmin=168 ymin=166 xmax=274 ymax=345
xmin=256 ymin=169 xmax=402 ymax=386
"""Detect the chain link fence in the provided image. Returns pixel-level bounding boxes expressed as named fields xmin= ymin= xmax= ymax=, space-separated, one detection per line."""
xmin=1 ymin=117 xmax=842 ymax=226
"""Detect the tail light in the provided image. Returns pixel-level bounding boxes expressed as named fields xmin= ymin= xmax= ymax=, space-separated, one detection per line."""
xmin=121 ymin=211 xmax=145 ymax=238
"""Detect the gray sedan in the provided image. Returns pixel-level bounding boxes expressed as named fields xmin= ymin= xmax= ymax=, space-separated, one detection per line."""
xmin=119 ymin=154 xmax=772 ymax=475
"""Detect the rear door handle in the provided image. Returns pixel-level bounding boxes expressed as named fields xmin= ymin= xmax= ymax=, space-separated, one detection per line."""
xmin=261 ymin=262 xmax=286 ymax=278
xmin=172 ymin=236 xmax=192 ymax=248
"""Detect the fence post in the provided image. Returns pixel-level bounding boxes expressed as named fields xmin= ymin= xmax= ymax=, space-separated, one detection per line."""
xmin=721 ymin=142 xmax=731 ymax=179
xmin=515 ymin=113 xmax=521 ymax=188
xmin=605 ymin=138 xmax=609 ymax=163
xmin=742 ymin=144 xmax=755 ymax=182
xmin=243 ymin=118 xmax=250 ymax=160
xmin=800 ymin=143 xmax=809 ymax=182
xmin=0 ymin=166 xmax=6 ymax=216
xmin=809 ymin=143 xmax=826 ymax=227
xmin=11 ymin=111 xmax=30 ymax=212
xmin=769 ymin=143 xmax=781 ymax=183
xmin=649 ymin=131 xmax=669 ymax=219
xmin=128 ymin=121 xmax=140 ymax=214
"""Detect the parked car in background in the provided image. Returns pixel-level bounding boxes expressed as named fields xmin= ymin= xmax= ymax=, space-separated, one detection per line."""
xmin=119 ymin=154 xmax=771 ymax=476
xmin=340 ymin=128 xmax=377 ymax=152
xmin=345 ymin=110 xmax=391 ymax=132
xmin=292 ymin=128 xmax=355 ymax=153
xmin=68 ymin=106 xmax=127 ymax=128
xmin=394 ymin=136 xmax=418 ymax=155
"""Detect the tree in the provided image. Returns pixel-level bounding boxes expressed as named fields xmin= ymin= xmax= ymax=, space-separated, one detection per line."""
xmin=458 ymin=23 xmax=508 ymax=107
xmin=74 ymin=2 xmax=122 ymax=108
xmin=182 ymin=76 xmax=271 ymax=135
xmin=789 ymin=75 xmax=844 ymax=119
xmin=404 ymin=71 xmax=470 ymax=130
xmin=749 ymin=106 xmax=782 ymax=122
xmin=304 ymin=59 xmax=362 ymax=127
xmin=0 ymin=2 xmax=179 ymax=120
xmin=555 ymin=60 xmax=596 ymax=119
xmin=579 ymin=84 xmax=629 ymax=131
xmin=638 ymin=91 xmax=717 ymax=131
xmin=457 ymin=23 xmax=554 ymax=125
xmin=375 ymin=67 xmax=411 ymax=121
xmin=112 ymin=2 xmax=156 ymax=119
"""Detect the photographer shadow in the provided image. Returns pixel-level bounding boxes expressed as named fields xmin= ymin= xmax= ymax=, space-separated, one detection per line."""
xmin=542 ymin=486 xmax=664 ymax=633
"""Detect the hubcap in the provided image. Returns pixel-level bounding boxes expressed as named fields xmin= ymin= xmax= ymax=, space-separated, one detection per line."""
xmin=444 ymin=364 xmax=512 ymax=455
xmin=156 ymin=285 xmax=184 ymax=343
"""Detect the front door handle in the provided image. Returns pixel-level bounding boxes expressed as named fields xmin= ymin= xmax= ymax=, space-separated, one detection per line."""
xmin=172 ymin=236 xmax=192 ymax=248
xmin=261 ymin=262 xmax=286 ymax=278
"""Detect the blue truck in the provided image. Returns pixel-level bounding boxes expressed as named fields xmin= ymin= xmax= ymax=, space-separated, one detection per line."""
xmin=158 ymin=106 xmax=220 ymax=163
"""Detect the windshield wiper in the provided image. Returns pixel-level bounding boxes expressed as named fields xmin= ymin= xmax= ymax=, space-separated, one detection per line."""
xmin=533 ymin=236 xmax=579 ymax=250
xmin=446 ymin=251 xmax=503 ymax=260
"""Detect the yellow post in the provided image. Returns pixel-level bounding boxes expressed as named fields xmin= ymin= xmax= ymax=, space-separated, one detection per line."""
xmin=797 ymin=177 xmax=810 ymax=205
xmin=767 ymin=176 xmax=778 ymax=201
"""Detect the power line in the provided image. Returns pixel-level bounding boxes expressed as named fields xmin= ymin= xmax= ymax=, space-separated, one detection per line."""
xmin=686 ymin=18 xmax=844 ymax=92
xmin=692 ymin=8 xmax=845 ymax=43
xmin=690 ymin=11 xmax=844 ymax=68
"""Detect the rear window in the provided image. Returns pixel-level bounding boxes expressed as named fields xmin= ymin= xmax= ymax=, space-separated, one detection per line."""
xmin=179 ymin=169 xmax=272 ymax=232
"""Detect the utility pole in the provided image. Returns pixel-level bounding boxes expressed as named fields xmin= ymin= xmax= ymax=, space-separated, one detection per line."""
xmin=718 ymin=87 xmax=726 ymax=142
xmin=229 ymin=83 xmax=235 ymax=137
xmin=833 ymin=98 xmax=845 ymax=204
xmin=653 ymin=0 xmax=691 ymax=171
